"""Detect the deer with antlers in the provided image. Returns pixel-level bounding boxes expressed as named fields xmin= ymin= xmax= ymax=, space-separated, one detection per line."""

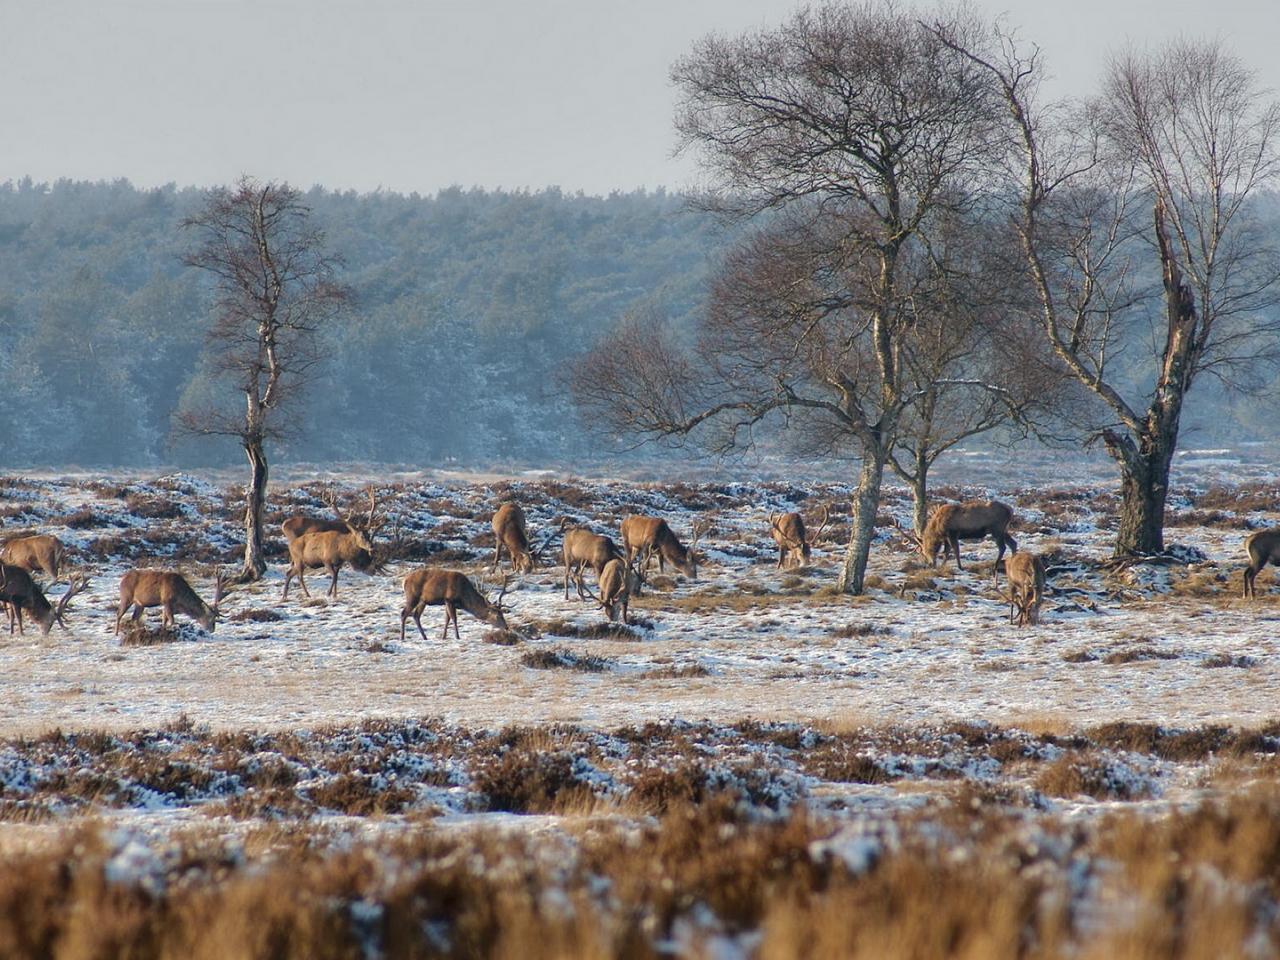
xmin=768 ymin=506 xmax=830 ymax=569
xmin=0 ymin=567 xmax=88 ymax=636
xmin=579 ymin=557 xmax=643 ymax=625
xmin=115 ymin=569 xmax=226 ymax=634
xmin=562 ymin=524 xmax=626 ymax=600
xmin=919 ymin=501 xmax=1017 ymax=583
xmin=1004 ymin=552 xmax=1046 ymax=627
xmin=282 ymin=488 xmax=386 ymax=600
xmin=621 ymin=516 xmax=708 ymax=584
xmin=400 ymin=569 xmax=509 ymax=641
xmin=1242 ymin=528 xmax=1280 ymax=599
xmin=0 ymin=534 xmax=69 ymax=583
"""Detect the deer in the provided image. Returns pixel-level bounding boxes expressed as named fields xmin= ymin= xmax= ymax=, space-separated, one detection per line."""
xmin=919 ymin=501 xmax=1017 ymax=583
xmin=1242 ymin=528 xmax=1280 ymax=599
xmin=620 ymin=516 xmax=708 ymax=583
xmin=768 ymin=506 xmax=831 ymax=569
xmin=562 ymin=525 xmax=626 ymax=600
xmin=1004 ymin=552 xmax=1046 ymax=626
xmin=580 ymin=557 xmax=643 ymax=625
xmin=280 ymin=487 xmax=374 ymax=544
xmin=400 ymin=569 xmax=509 ymax=641
xmin=116 ymin=569 xmax=226 ymax=634
xmin=282 ymin=489 xmax=386 ymax=600
xmin=0 ymin=534 xmax=68 ymax=583
xmin=491 ymin=501 xmax=536 ymax=574
xmin=0 ymin=567 xmax=88 ymax=636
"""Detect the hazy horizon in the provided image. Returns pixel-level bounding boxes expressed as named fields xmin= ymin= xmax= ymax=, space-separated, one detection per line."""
xmin=6 ymin=0 xmax=1280 ymax=196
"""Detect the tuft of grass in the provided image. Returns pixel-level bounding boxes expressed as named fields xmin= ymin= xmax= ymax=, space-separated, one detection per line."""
xmin=482 ymin=629 xmax=522 ymax=646
xmin=1201 ymin=652 xmax=1257 ymax=669
xmin=118 ymin=623 xmax=194 ymax=646
xmin=829 ymin=622 xmax=891 ymax=638
xmin=229 ymin=607 xmax=284 ymax=623
xmin=1102 ymin=645 xmax=1181 ymax=665
xmin=638 ymin=663 xmax=711 ymax=679
xmin=519 ymin=647 xmax=613 ymax=672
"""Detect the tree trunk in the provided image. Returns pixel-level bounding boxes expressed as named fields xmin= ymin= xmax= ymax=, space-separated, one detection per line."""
xmin=1106 ymin=200 xmax=1198 ymax=558
xmin=911 ymin=450 xmax=929 ymax=537
xmin=241 ymin=439 xmax=269 ymax=581
xmin=839 ymin=448 xmax=888 ymax=594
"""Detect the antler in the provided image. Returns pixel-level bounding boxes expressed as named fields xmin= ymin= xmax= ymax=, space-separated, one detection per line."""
xmin=531 ymin=520 xmax=562 ymax=562
xmin=493 ymin=575 xmax=511 ymax=610
xmin=53 ymin=575 xmax=89 ymax=628
xmin=321 ymin=487 xmax=346 ymax=523
xmin=212 ymin=567 xmax=228 ymax=611
xmin=690 ymin=518 xmax=712 ymax=548
xmin=364 ymin=485 xmax=389 ymax=534
xmin=806 ymin=505 xmax=832 ymax=546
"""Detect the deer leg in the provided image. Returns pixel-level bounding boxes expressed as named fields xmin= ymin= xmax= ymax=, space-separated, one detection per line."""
xmin=328 ymin=564 xmax=340 ymax=598
xmin=413 ymin=604 xmax=429 ymax=643
xmin=400 ymin=607 xmax=408 ymax=643
xmin=163 ymin=603 xmax=175 ymax=630
xmin=992 ymin=538 xmax=1006 ymax=585
xmin=946 ymin=534 xmax=960 ymax=570
xmin=564 ymin=562 xmax=571 ymax=600
xmin=14 ymin=606 xmax=23 ymax=635
xmin=492 ymin=541 xmax=502 ymax=573
xmin=297 ymin=566 xmax=311 ymax=598
xmin=282 ymin=566 xmax=294 ymax=600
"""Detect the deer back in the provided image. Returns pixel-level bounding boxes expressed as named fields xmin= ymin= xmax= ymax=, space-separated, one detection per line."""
xmin=282 ymin=515 xmax=352 ymax=543
xmin=564 ymin=528 xmax=621 ymax=572
xmin=0 ymin=563 xmax=49 ymax=612
xmin=291 ymin=528 xmax=373 ymax=569
xmin=492 ymin=502 xmax=533 ymax=568
xmin=770 ymin=512 xmax=807 ymax=549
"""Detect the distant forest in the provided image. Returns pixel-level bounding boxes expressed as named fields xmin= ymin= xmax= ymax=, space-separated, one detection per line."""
xmin=0 ymin=178 xmax=1275 ymax=469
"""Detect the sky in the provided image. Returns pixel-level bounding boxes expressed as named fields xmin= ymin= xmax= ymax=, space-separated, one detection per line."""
xmin=4 ymin=0 xmax=1279 ymax=196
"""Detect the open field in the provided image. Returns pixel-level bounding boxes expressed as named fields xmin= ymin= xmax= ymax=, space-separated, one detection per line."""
xmin=2 ymin=449 xmax=1280 ymax=957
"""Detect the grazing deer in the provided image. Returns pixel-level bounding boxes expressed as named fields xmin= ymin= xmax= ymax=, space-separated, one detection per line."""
xmin=400 ymin=569 xmax=509 ymax=641
xmin=562 ymin=526 xmax=626 ymax=600
xmin=1242 ymin=528 xmax=1280 ymax=599
xmin=281 ymin=487 xmax=374 ymax=544
xmin=0 ymin=534 xmax=68 ymax=583
xmin=920 ymin=501 xmax=1017 ymax=582
xmin=0 ymin=567 xmax=88 ymax=636
xmin=116 ymin=569 xmax=226 ymax=634
xmin=491 ymin=502 xmax=535 ymax=574
xmin=620 ymin=516 xmax=708 ymax=581
xmin=581 ymin=558 xmax=642 ymax=625
xmin=282 ymin=489 xmax=386 ymax=600
xmin=1005 ymin=552 xmax=1046 ymax=626
xmin=768 ymin=506 xmax=831 ymax=569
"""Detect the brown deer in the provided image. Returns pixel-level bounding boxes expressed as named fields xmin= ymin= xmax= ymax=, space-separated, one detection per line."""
xmin=620 ymin=516 xmax=708 ymax=581
xmin=580 ymin=558 xmax=642 ymax=624
xmin=768 ymin=506 xmax=831 ymax=569
xmin=491 ymin=502 xmax=535 ymax=574
xmin=0 ymin=534 xmax=68 ymax=582
xmin=400 ymin=569 xmax=509 ymax=641
xmin=281 ymin=487 xmax=375 ymax=543
xmin=919 ymin=501 xmax=1017 ymax=582
xmin=1004 ymin=552 xmax=1046 ymax=626
xmin=1242 ymin=528 xmax=1280 ymax=599
xmin=562 ymin=526 xmax=626 ymax=600
xmin=282 ymin=490 xmax=385 ymax=600
xmin=0 ymin=567 xmax=88 ymax=636
xmin=116 ymin=569 xmax=226 ymax=634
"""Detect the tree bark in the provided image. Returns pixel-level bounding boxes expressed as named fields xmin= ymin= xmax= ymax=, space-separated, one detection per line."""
xmin=241 ymin=439 xmax=269 ymax=581
xmin=910 ymin=449 xmax=930 ymax=537
xmin=1104 ymin=430 xmax=1173 ymax=556
xmin=839 ymin=446 xmax=888 ymax=594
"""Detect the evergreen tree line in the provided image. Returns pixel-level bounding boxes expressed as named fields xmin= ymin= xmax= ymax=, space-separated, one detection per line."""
xmin=0 ymin=176 xmax=1274 ymax=469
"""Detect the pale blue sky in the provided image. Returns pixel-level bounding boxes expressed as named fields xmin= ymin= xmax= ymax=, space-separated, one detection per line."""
xmin=4 ymin=0 xmax=1278 ymax=194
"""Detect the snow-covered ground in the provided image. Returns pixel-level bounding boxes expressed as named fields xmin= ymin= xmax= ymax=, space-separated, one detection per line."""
xmin=0 ymin=453 xmax=1275 ymax=736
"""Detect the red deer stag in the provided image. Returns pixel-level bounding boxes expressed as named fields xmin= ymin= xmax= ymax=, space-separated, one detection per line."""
xmin=400 ymin=569 xmax=509 ymax=641
xmin=1005 ymin=552 xmax=1046 ymax=626
xmin=116 ymin=569 xmax=226 ymax=634
xmin=0 ymin=534 xmax=68 ymax=583
xmin=282 ymin=490 xmax=386 ymax=600
xmin=1242 ymin=528 xmax=1280 ymax=599
xmin=768 ymin=506 xmax=831 ymax=569
xmin=491 ymin=502 xmax=535 ymax=574
xmin=920 ymin=501 xmax=1017 ymax=583
xmin=281 ymin=487 xmax=374 ymax=543
xmin=562 ymin=525 xmax=626 ymax=600
xmin=580 ymin=558 xmax=642 ymax=625
xmin=0 ymin=567 xmax=88 ymax=636
xmin=620 ymin=516 xmax=708 ymax=582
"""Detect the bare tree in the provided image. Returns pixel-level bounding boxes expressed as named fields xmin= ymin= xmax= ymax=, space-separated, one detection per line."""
xmin=943 ymin=31 xmax=1280 ymax=556
xmin=181 ymin=177 xmax=350 ymax=581
xmin=573 ymin=2 xmax=1009 ymax=593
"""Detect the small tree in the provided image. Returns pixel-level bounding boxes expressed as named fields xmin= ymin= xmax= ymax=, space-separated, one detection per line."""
xmin=181 ymin=177 xmax=349 ymax=580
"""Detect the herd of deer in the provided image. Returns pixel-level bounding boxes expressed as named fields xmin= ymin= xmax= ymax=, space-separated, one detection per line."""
xmin=0 ymin=489 xmax=1278 ymax=641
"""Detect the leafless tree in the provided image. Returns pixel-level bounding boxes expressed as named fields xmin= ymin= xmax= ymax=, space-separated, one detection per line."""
xmin=181 ymin=177 xmax=350 ymax=580
xmin=942 ymin=31 xmax=1280 ymax=556
xmin=573 ymin=2 xmax=1011 ymax=593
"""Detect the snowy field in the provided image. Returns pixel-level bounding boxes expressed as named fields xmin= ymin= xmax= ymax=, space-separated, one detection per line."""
xmin=2 ymin=449 xmax=1280 ymax=958
xmin=0 ymin=448 xmax=1276 ymax=736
